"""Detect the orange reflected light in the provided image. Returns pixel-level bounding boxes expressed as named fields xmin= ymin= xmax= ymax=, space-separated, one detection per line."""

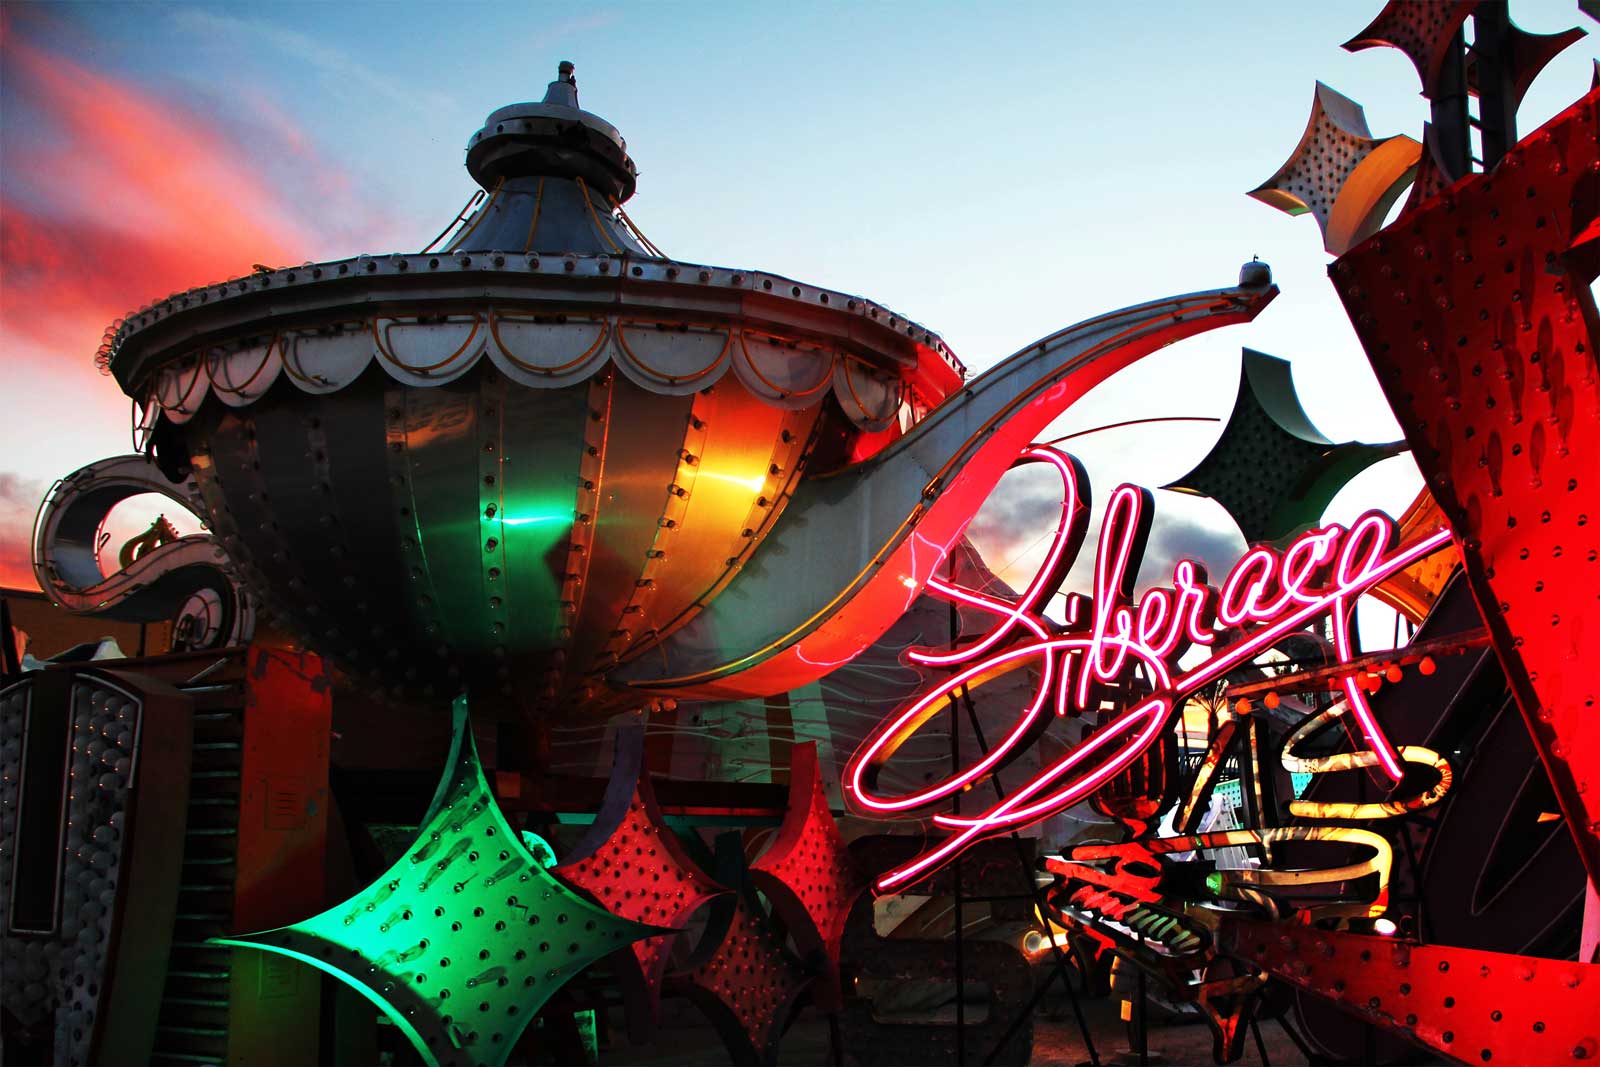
xmin=1021 ymin=914 xmax=1075 ymax=958
xmin=696 ymin=469 xmax=767 ymax=494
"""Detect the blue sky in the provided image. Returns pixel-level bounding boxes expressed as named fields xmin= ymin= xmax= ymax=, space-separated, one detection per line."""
xmin=2 ymin=1 xmax=1595 ymax=604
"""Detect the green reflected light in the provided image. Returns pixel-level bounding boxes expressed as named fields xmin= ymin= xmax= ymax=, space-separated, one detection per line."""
xmin=493 ymin=493 xmax=576 ymax=645
xmin=500 ymin=513 xmax=570 ymax=527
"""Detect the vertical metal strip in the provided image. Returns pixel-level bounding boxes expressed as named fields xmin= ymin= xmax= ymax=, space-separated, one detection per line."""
xmin=561 ymin=377 xmax=692 ymax=700
xmin=764 ymin=692 xmax=794 ymax=787
xmin=618 ymin=399 xmax=821 ymax=663
xmin=590 ymin=390 xmax=711 ymax=678
xmin=385 ymin=383 xmax=450 ymax=695
xmin=7 ymin=679 xmax=67 ymax=935
xmin=497 ymin=371 xmax=593 ymax=705
xmin=553 ymin=372 xmax=613 ymax=704
xmin=389 ymin=383 xmax=485 ymax=688
xmin=479 ymin=375 xmax=510 ymax=690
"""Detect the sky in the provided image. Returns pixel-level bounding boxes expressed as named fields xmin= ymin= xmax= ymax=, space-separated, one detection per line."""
xmin=2 ymin=2 xmax=1596 ymax=634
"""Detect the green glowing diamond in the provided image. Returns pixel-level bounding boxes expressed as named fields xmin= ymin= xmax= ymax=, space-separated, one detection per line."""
xmin=212 ymin=696 xmax=661 ymax=1067
xmin=1205 ymin=872 xmax=1224 ymax=896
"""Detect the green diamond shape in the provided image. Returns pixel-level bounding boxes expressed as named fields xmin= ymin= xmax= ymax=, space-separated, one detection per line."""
xmin=213 ymin=696 xmax=662 ymax=1066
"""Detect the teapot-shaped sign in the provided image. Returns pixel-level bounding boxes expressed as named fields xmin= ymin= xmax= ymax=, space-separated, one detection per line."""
xmin=842 ymin=444 xmax=1453 ymax=892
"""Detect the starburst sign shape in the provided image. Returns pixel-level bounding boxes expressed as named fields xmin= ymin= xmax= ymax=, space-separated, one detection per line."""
xmin=555 ymin=725 xmax=728 ymax=1040
xmin=213 ymin=697 xmax=665 ymax=1067
xmin=750 ymin=741 xmax=866 ymax=1010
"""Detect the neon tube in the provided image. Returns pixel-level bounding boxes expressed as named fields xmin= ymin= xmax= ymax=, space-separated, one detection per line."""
xmin=844 ymin=439 xmax=1454 ymax=892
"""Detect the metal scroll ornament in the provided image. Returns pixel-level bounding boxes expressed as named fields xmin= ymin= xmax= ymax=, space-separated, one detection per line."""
xmin=31 ymin=454 xmax=255 ymax=652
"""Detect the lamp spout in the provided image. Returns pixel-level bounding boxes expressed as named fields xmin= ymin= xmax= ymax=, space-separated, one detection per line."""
xmin=615 ymin=265 xmax=1278 ymax=698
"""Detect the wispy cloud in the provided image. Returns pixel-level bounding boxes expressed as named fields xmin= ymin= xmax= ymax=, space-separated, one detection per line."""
xmin=0 ymin=20 xmax=399 ymax=584
xmin=967 ymin=468 xmax=1246 ymax=614
xmin=0 ymin=29 xmax=383 ymax=348
xmin=529 ymin=12 xmax=621 ymax=51
xmin=170 ymin=9 xmax=456 ymax=117
xmin=1136 ymin=502 xmax=1246 ymax=588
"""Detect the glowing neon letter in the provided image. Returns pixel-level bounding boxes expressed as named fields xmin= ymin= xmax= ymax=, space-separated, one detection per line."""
xmin=843 ymin=444 xmax=1452 ymax=892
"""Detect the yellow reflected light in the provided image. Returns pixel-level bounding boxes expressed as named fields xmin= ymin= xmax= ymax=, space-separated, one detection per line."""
xmin=696 ymin=469 xmax=767 ymax=493
xmin=1022 ymin=929 xmax=1074 ymax=958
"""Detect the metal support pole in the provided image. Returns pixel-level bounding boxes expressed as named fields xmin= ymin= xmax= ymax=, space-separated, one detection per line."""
xmin=1430 ymin=27 xmax=1473 ymax=181
xmin=960 ymin=687 xmax=1100 ymax=1067
xmin=1250 ymin=1014 xmax=1271 ymax=1066
xmin=950 ymin=593 xmax=967 ymax=1067
xmin=1472 ymin=1 xmax=1517 ymax=169
xmin=1134 ymin=959 xmax=1149 ymax=1066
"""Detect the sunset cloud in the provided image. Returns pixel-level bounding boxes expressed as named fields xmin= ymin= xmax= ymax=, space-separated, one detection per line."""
xmin=0 ymin=28 xmax=395 ymax=352
xmin=0 ymin=16 xmax=399 ymax=591
xmin=966 ymin=466 xmax=1247 ymax=618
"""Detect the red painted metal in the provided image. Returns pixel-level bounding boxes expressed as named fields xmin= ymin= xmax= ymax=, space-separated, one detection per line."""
xmin=1216 ymin=916 xmax=1600 ymax=1065
xmin=611 ymin=825 xmax=812 ymax=1067
xmin=1224 ymin=627 xmax=1489 ymax=698
xmin=554 ymin=725 xmax=726 ymax=1040
xmin=673 ymin=893 xmax=810 ymax=1067
xmin=1042 ymin=845 xmax=1206 ymax=961
xmin=1330 ymin=87 xmax=1600 ymax=891
xmin=227 ymin=646 xmax=333 ymax=1065
xmin=234 ymin=647 xmax=332 ymax=928
xmin=749 ymin=741 xmax=867 ymax=1009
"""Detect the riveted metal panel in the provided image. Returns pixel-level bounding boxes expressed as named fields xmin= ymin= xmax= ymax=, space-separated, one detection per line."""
xmin=634 ymin=384 xmax=819 ymax=654
xmin=391 ymin=379 xmax=486 ymax=663
xmin=563 ymin=376 xmax=695 ymax=695
xmin=496 ymin=374 xmax=591 ymax=656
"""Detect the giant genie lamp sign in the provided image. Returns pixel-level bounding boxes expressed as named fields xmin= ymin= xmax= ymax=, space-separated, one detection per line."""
xmin=844 ymin=443 xmax=1452 ymax=892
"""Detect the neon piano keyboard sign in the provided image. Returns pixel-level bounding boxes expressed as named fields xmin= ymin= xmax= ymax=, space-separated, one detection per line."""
xmin=844 ymin=444 xmax=1452 ymax=893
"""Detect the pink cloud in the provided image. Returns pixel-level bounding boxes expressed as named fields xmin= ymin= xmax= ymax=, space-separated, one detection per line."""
xmin=0 ymin=19 xmax=398 ymax=591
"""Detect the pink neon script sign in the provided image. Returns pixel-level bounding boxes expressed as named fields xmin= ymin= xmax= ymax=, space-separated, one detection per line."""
xmin=843 ymin=444 xmax=1452 ymax=893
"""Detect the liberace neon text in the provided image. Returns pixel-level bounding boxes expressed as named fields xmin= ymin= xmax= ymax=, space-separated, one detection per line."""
xmin=844 ymin=444 xmax=1452 ymax=892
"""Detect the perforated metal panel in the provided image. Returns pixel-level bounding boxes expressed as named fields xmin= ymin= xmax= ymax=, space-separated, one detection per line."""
xmin=214 ymin=697 xmax=660 ymax=1066
xmin=1330 ymin=86 xmax=1600 ymax=888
